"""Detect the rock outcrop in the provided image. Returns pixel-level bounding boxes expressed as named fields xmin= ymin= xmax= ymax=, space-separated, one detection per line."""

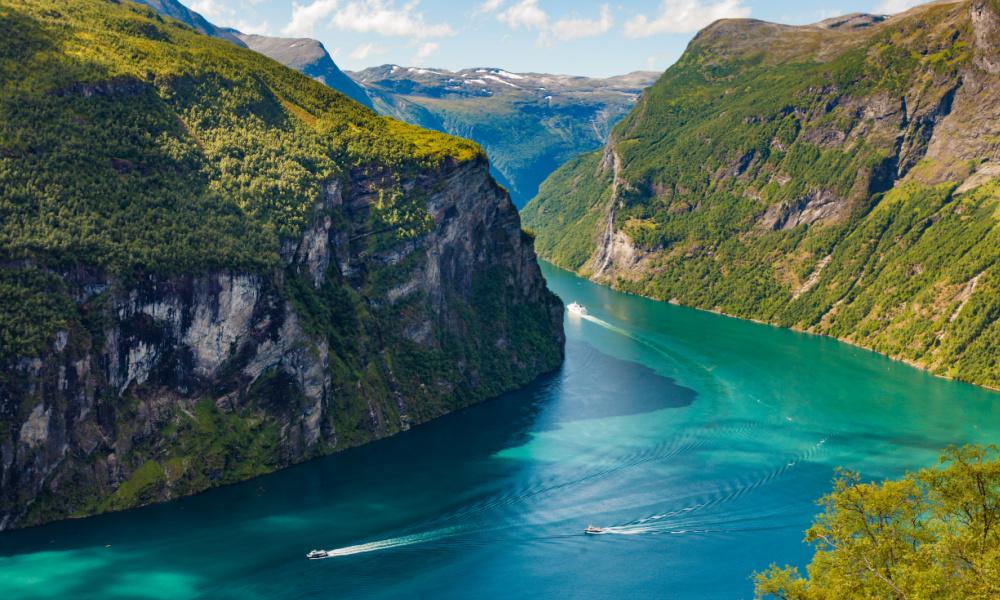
xmin=0 ymin=156 xmax=563 ymax=530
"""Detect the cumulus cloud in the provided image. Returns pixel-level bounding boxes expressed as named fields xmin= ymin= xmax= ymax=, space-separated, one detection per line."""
xmin=624 ymin=0 xmax=750 ymax=37
xmin=413 ymin=41 xmax=440 ymax=63
xmin=283 ymin=0 xmax=340 ymax=36
xmin=189 ymin=0 xmax=230 ymax=22
xmin=331 ymin=1 xmax=454 ymax=38
xmin=874 ymin=0 xmax=922 ymax=14
xmin=284 ymin=0 xmax=453 ymax=39
xmin=498 ymin=0 xmax=548 ymax=29
xmin=233 ymin=20 xmax=271 ymax=35
xmin=551 ymin=4 xmax=613 ymax=41
xmin=476 ymin=0 xmax=506 ymax=15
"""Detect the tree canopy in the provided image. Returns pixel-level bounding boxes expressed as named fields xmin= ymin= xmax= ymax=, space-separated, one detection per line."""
xmin=755 ymin=445 xmax=1000 ymax=599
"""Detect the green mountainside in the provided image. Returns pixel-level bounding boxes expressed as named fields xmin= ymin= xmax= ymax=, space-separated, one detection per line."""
xmin=523 ymin=1 xmax=1000 ymax=388
xmin=353 ymin=66 xmax=658 ymax=206
xmin=0 ymin=0 xmax=562 ymax=529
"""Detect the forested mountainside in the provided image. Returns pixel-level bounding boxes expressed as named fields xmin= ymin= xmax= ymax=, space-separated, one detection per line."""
xmin=352 ymin=67 xmax=658 ymax=206
xmin=132 ymin=0 xmax=656 ymax=208
xmin=0 ymin=0 xmax=563 ymax=530
xmin=523 ymin=0 xmax=1000 ymax=389
xmin=132 ymin=0 xmax=373 ymax=108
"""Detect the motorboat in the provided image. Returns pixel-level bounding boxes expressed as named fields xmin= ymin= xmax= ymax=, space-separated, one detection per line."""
xmin=567 ymin=302 xmax=588 ymax=317
xmin=307 ymin=549 xmax=330 ymax=560
xmin=584 ymin=525 xmax=608 ymax=535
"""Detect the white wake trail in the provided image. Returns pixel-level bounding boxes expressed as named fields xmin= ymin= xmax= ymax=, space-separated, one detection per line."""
xmin=314 ymin=526 xmax=464 ymax=558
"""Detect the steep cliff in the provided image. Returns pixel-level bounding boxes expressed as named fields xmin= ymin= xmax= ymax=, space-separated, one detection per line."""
xmin=524 ymin=0 xmax=1000 ymax=388
xmin=0 ymin=0 xmax=563 ymax=529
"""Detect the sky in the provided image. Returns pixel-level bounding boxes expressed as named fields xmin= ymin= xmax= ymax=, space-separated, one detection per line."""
xmin=187 ymin=0 xmax=931 ymax=77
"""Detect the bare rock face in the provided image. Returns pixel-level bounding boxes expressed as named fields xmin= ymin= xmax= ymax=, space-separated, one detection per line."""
xmin=759 ymin=190 xmax=849 ymax=231
xmin=971 ymin=0 xmax=1000 ymax=74
xmin=0 ymin=157 xmax=564 ymax=530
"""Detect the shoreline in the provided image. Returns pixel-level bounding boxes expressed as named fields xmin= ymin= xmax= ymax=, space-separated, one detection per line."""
xmin=540 ymin=260 xmax=1000 ymax=395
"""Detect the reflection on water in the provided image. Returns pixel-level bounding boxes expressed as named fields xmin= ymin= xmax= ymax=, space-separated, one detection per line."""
xmin=1 ymin=262 xmax=998 ymax=599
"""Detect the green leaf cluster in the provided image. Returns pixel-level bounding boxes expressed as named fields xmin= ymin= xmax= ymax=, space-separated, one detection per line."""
xmin=755 ymin=445 xmax=1000 ymax=599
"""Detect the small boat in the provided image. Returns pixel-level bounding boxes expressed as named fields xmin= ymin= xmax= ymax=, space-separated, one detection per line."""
xmin=584 ymin=525 xmax=608 ymax=535
xmin=307 ymin=549 xmax=330 ymax=560
xmin=567 ymin=302 xmax=588 ymax=316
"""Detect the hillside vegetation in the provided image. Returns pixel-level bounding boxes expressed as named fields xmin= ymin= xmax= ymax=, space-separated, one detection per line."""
xmin=524 ymin=1 xmax=1000 ymax=388
xmin=0 ymin=0 xmax=563 ymax=528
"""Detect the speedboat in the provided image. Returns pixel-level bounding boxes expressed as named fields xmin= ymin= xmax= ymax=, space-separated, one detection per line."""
xmin=584 ymin=525 xmax=608 ymax=535
xmin=307 ymin=549 xmax=330 ymax=560
xmin=567 ymin=302 xmax=588 ymax=317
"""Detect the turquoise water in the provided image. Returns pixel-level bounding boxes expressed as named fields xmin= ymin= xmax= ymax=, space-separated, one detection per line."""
xmin=2 ymin=263 xmax=998 ymax=599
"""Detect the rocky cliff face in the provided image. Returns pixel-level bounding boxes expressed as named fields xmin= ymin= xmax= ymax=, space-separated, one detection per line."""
xmin=1 ymin=156 xmax=562 ymax=530
xmin=524 ymin=0 xmax=1000 ymax=389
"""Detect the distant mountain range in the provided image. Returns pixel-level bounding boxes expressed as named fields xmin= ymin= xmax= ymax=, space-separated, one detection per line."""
xmin=132 ymin=0 xmax=657 ymax=207
xmin=353 ymin=66 xmax=657 ymax=205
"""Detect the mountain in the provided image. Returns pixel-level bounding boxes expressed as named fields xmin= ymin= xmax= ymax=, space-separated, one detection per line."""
xmin=0 ymin=0 xmax=563 ymax=529
xmin=131 ymin=0 xmax=373 ymax=109
xmin=352 ymin=66 xmax=659 ymax=206
xmin=131 ymin=0 xmax=656 ymax=207
xmin=523 ymin=0 xmax=1000 ymax=388
xmin=233 ymin=33 xmax=374 ymax=109
xmin=129 ymin=0 xmax=245 ymax=46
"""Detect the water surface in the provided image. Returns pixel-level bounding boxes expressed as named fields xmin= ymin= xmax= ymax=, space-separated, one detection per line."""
xmin=2 ymin=263 xmax=998 ymax=598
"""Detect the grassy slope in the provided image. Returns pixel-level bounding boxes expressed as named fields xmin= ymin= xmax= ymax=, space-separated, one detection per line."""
xmin=0 ymin=0 xmax=480 ymax=360
xmin=524 ymin=1 xmax=1000 ymax=388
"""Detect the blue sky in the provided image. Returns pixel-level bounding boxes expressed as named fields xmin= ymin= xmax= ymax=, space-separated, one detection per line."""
xmin=187 ymin=0 xmax=928 ymax=76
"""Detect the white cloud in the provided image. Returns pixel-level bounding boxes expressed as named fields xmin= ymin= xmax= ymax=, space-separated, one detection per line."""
xmin=329 ymin=1 xmax=454 ymax=38
xmin=412 ymin=41 xmax=440 ymax=63
xmin=498 ymin=0 xmax=548 ymax=29
xmin=624 ymin=0 xmax=750 ymax=37
xmin=476 ymin=0 xmax=506 ymax=15
xmin=283 ymin=0 xmax=340 ymax=37
xmin=189 ymin=0 xmax=231 ymax=22
xmin=348 ymin=41 xmax=386 ymax=60
xmin=551 ymin=4 xmax=613 ymax=41
xmin=284 ymin=0 xmax=452 ymax=40
xmin=233 ymin=20 xmax=271 ymax=35
xmin=874 ymin=0 xmax=922 ymax=13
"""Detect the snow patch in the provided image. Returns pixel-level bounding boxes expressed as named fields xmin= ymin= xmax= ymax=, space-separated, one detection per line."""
xmin=483 ymin=75 xmax=520 ymax=88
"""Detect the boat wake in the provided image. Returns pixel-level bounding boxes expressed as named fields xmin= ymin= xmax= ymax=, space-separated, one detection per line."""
xmin=593 ymin=438 xmax=829 ymax=536
xmin=311 ymin=526 xmax=464 ymax=559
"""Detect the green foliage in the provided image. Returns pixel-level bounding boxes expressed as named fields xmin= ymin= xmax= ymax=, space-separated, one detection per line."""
xmin=0 ymin=0 xmax=478 ymax=277
xmin=755 ymin=445 xmax=1000 ymax=599
xmin=0 ymin=0 xmax=481 ymax=361
xmin=524 ymin=2 xmax=1000 ymax=388
xmin=0 ymin=269 xmax=78 ymax=360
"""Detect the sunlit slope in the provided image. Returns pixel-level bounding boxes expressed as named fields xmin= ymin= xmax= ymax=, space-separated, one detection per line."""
xmin=524 ymin=1 xmax=1000 ymax=388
